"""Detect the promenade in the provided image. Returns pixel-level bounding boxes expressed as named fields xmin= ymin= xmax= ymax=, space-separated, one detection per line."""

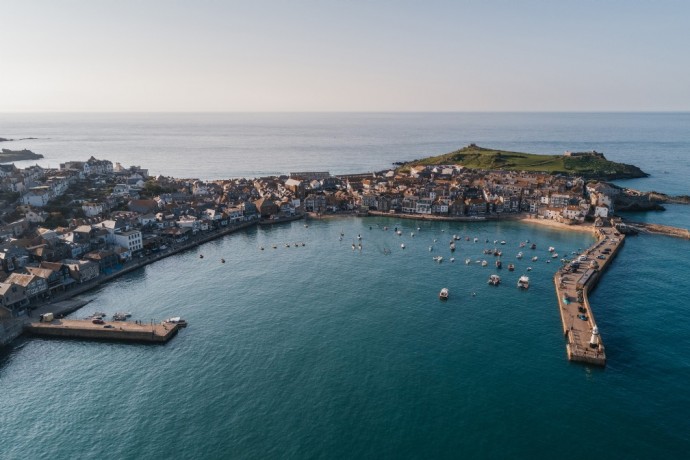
xmin=554 ymin=227 xmax=625 ymax=366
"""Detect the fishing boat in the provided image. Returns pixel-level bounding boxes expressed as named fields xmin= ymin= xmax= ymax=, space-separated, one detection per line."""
xmin=551 ymin=253 xmax=559 ymax=258
xmin=517 ymin=275 xmax=530 ymax=289
xmin=488 ymin=274 xmax=501 ymax=286
xmin=508 ymin=263 xmax=515 ymax=271
xmin=516 ymin=251 xmax=523 ymax=259
xmin=495 ymin=259 xmax=502 ymax=269
xmin=439 ymin=288 xmax=449 ymax=300
xmin=481 ymin=260 xmax=488 ymax=267
xmin=164 ymin=317 xmax=188 ymax=327
xmin=548 ymin=246 xmax=555 ymax=252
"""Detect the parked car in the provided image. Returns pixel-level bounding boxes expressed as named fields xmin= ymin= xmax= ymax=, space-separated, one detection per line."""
xmin=92 ymin=318 xmax=105 ymax=324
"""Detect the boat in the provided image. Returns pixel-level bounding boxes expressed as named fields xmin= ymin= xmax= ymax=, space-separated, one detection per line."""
xmin=357 ymin=234 xmax=362 ymax=240
xmin=396 ymin=230 xmax=402 ymax=235
xmin=517 ymin=275 xmax=530 ymax=289
xmin=112 ymin=312 xmax=128 ymax=321
xmin=551 ymin=253 xmax=559 ymax=258
xmin=530 ymin=243 xmax=536 ymax=250
xmin=450 ymin=257 xmax=455 ymax=263
xmin=532 ymin=256 xmax=538 ymax=262
xmin=272 ymin=244 xmax=277 ymax=249
xmin=519 ymin=242 xmax=526 ymax=248
xmin=527 ymin=267 xmax=532 ymax=271
xmin=465 ymin=258 xmax=471 ymax=265
xmin=439 ymin=288 xmax=449 ymax=300
xmin=221 ymin=259 xmax=225 ymax=263
xmin=516 ymin=251 xmax=523 ymax=259
xmin=429 ymin=246 xmax=433 ymax=252
xmin=199 ymin=254 xmax=204 ymax=258
xmin=488 ymin=274 xmax=501 ymax=286
xmin=548 ymin=246 xmax=555 ymax=252
xmin=411 ymin=232 xmax=415 ymax=237
xmin=433 ymin=255 xmax=443 ymax=263
xmin=401 ymin=243 xmax=405 ymax=249
xmin=474 ymin=237 xmax=478 ymax=243
xmin=450 ymin=242 xmax=456 ymax=252
xmin=500 ymin=241 xmax=506 ymax=245
xmin=507 ymin=263 xmax=515 ymax=271
xmin=481 ymin=260 xmax=488 ymax=267
xmin=164 ymin=317 xmax=188 ymax=327
xmin=495 ymin=259 xmax=502 ymax=269
xmin=352 ymin=243 xmax=356 ymax=250
xmin=260 ymin=246 xmax=264 ymax=250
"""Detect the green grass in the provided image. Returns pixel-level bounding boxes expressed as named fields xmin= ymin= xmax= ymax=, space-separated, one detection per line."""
xmin=400 ymin=145 xmax=647 ymax=179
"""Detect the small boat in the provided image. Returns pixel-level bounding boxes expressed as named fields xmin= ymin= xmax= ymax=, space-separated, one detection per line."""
xmin=552 ymin=253 xmax=559 ymax=258
xmin=199 ymin=254 xmax=204 ymax=259
xmin=401 ymin=243 xmax=405 ymax=249
xmin=164 ymin=317 xmax=188 ymax=327
xmin=302 ymin=243 xmax=305 ymax=247
xmin=450 ymin=242 xmax=456 ymax=252
xmin=495 ymin=259 xmax=502 ymax=269
xmin=357 ymin=234 xmax=362 ymax=240
xmin=518 ymin=275 xmax=530 ymax=289
xmin=429 ymin=246 xmax=433 ymax=252
xmin=465 ymin=258 xmax=471 ymax=265
xmin=508 ymin=263 xmax=515 ymax=271
xmin=474 ymin=238 xmax=479 ymax=243
xmin=488 ymin=274 xmax=501 ymax=286
xmin=500 ymin=241 xmax=506 ymax=245
xmin=304 ymin=224 xmax=309 ymax=228
xmin=530 ymin=243 xmax=537 ymax=250
xmin=352 ymin=243 xmax=356 ymax=250
xmin=272 ymin=244 xmax=277 ymax=249
xmin=519 ymin=242 xmax=526 ymax=248
xmin=450 ymin=257 xmax=455 ymax=263
xmin=433 ymin=256 xmax=443 ymax=263
xmin=260 ymin=246 xmax=264 ymax=251
xmin=527 ymin=267 xmax=532 ymax=271
xmin=481 ymin=260 xmax=488 ymax=267
xmin=548 ymin=246 xmax=555 ymax=252
xmin=439 ymin=288 xmax=449 ymax=300
xmin=221 ymin=259 xmax=225 ymax=263
xmin=396 ymin=230 xmax=402 ymax=235
xmin=113 ymin=312 xmax=128 ymax=321
xmin=516 ymin=252 xmax=523 ymax=259
xmin=532 ymin=256 xmax=538 ymax=262
xmin=285 ymin=243 xmax=290 ymax=248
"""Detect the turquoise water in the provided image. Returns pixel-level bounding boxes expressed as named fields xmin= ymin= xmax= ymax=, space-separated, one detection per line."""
xmin=2 ymin=218 xmax=689 ymax=458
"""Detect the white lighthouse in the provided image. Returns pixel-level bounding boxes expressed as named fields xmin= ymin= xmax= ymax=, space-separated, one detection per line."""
xmin=590 ymin=325 xmax=600 ymax=347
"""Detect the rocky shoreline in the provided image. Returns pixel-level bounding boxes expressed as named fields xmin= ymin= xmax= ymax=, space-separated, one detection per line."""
xmin=0 ymin=148 xmax=44 ymax=162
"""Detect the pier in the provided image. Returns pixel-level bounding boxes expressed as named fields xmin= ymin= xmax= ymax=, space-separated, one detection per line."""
xmin=25 ymin=318 xmax=181 ymax=343
xmin=554 ymin=227 xmax=625 ymax=366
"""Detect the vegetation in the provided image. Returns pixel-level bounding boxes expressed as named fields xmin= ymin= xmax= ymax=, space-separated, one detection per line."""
xmin=399 ymin=144 xmax=648 ymax=180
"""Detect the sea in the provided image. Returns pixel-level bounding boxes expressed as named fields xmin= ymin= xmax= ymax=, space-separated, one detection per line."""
xmin=0 ymin=113 xmax=689 ymax=459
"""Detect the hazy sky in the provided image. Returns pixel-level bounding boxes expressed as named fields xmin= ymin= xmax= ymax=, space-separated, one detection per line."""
xmin=1 ymin=0 xmax=688 ymax=112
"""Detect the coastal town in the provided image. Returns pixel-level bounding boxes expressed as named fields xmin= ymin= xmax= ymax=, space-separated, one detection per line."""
xmin=0 ymin=147 xmax=684 ymax=348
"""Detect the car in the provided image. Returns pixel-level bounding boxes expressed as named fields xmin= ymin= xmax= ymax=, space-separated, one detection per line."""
xmin=597 ymin=255 xmax=606 ymax=260
xmin=103 ymin=324 xmax=114 ymax=329
xmin=92 ymin=318 xmax=104 ymax=324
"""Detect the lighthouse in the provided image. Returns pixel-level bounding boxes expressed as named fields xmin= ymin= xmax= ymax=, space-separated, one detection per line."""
xmin=590 ymin=325 xmax=600 ymax=347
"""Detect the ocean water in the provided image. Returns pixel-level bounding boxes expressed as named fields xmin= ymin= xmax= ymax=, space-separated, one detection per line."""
xmin=1 ymin=112 xmax=689 ymax=195
xmin=0 ymin=113 xmax=689 ymax=458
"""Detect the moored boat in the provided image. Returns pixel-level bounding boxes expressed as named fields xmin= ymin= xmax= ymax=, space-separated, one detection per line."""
xmin=508 ymin=263 xmax=515 ymax=271
xmin=517 ymin=275 xmax=530 ymax=289
xmin=439 ymin=288 xmax=449 ymax=300
xmin=488 ymin=274 xmax=501 ymax=286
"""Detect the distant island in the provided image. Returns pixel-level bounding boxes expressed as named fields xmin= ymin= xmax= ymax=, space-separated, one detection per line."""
xmin=397 ymin=144 xmax=648 ymax=180
xmin=0 ymin=137 xmax=39 ymax=142
xmin=0 ymin=148 xmax=44 ymax=162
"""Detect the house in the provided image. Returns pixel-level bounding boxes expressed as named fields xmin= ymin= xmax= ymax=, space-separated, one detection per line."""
xmin=113 ymin=229 xmax=143 ymax=253
xmin=253 ymin=196 xmax=279 ymax=217
xmin=83 ymin=250 xmax=119 ymax=272
xmin=0 ymin=282 xmax=29 ymax=313
xmin=26 ymin=266 xmax=65 ymax=295
xmin=5 ymin=273 xmax=49 ymax=300
xmin=128 ymin=199 xmax=158 ymax=214
xmin=82 ymin=202 xmax=105 ymax=217
xmin=64 ymin=259 xmax=100 ymax=283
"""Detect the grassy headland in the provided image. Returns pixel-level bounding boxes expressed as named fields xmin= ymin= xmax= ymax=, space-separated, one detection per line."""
xmin=398 ymin=144 xmax=648 ymax=180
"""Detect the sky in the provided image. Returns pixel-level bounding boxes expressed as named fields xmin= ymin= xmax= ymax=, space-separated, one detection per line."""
xmin=1 ymin=0 xmax=688 ymax=112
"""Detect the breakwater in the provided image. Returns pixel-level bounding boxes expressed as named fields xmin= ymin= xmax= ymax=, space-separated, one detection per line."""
xmin=25 ymin=318 xmax=180 ymax=343
xmin=553 ymin=227 xmax=625 ymax=366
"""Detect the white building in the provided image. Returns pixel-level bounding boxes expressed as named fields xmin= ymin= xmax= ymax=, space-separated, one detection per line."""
xmin=113 ymin=229 xmax=143 ymax=253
